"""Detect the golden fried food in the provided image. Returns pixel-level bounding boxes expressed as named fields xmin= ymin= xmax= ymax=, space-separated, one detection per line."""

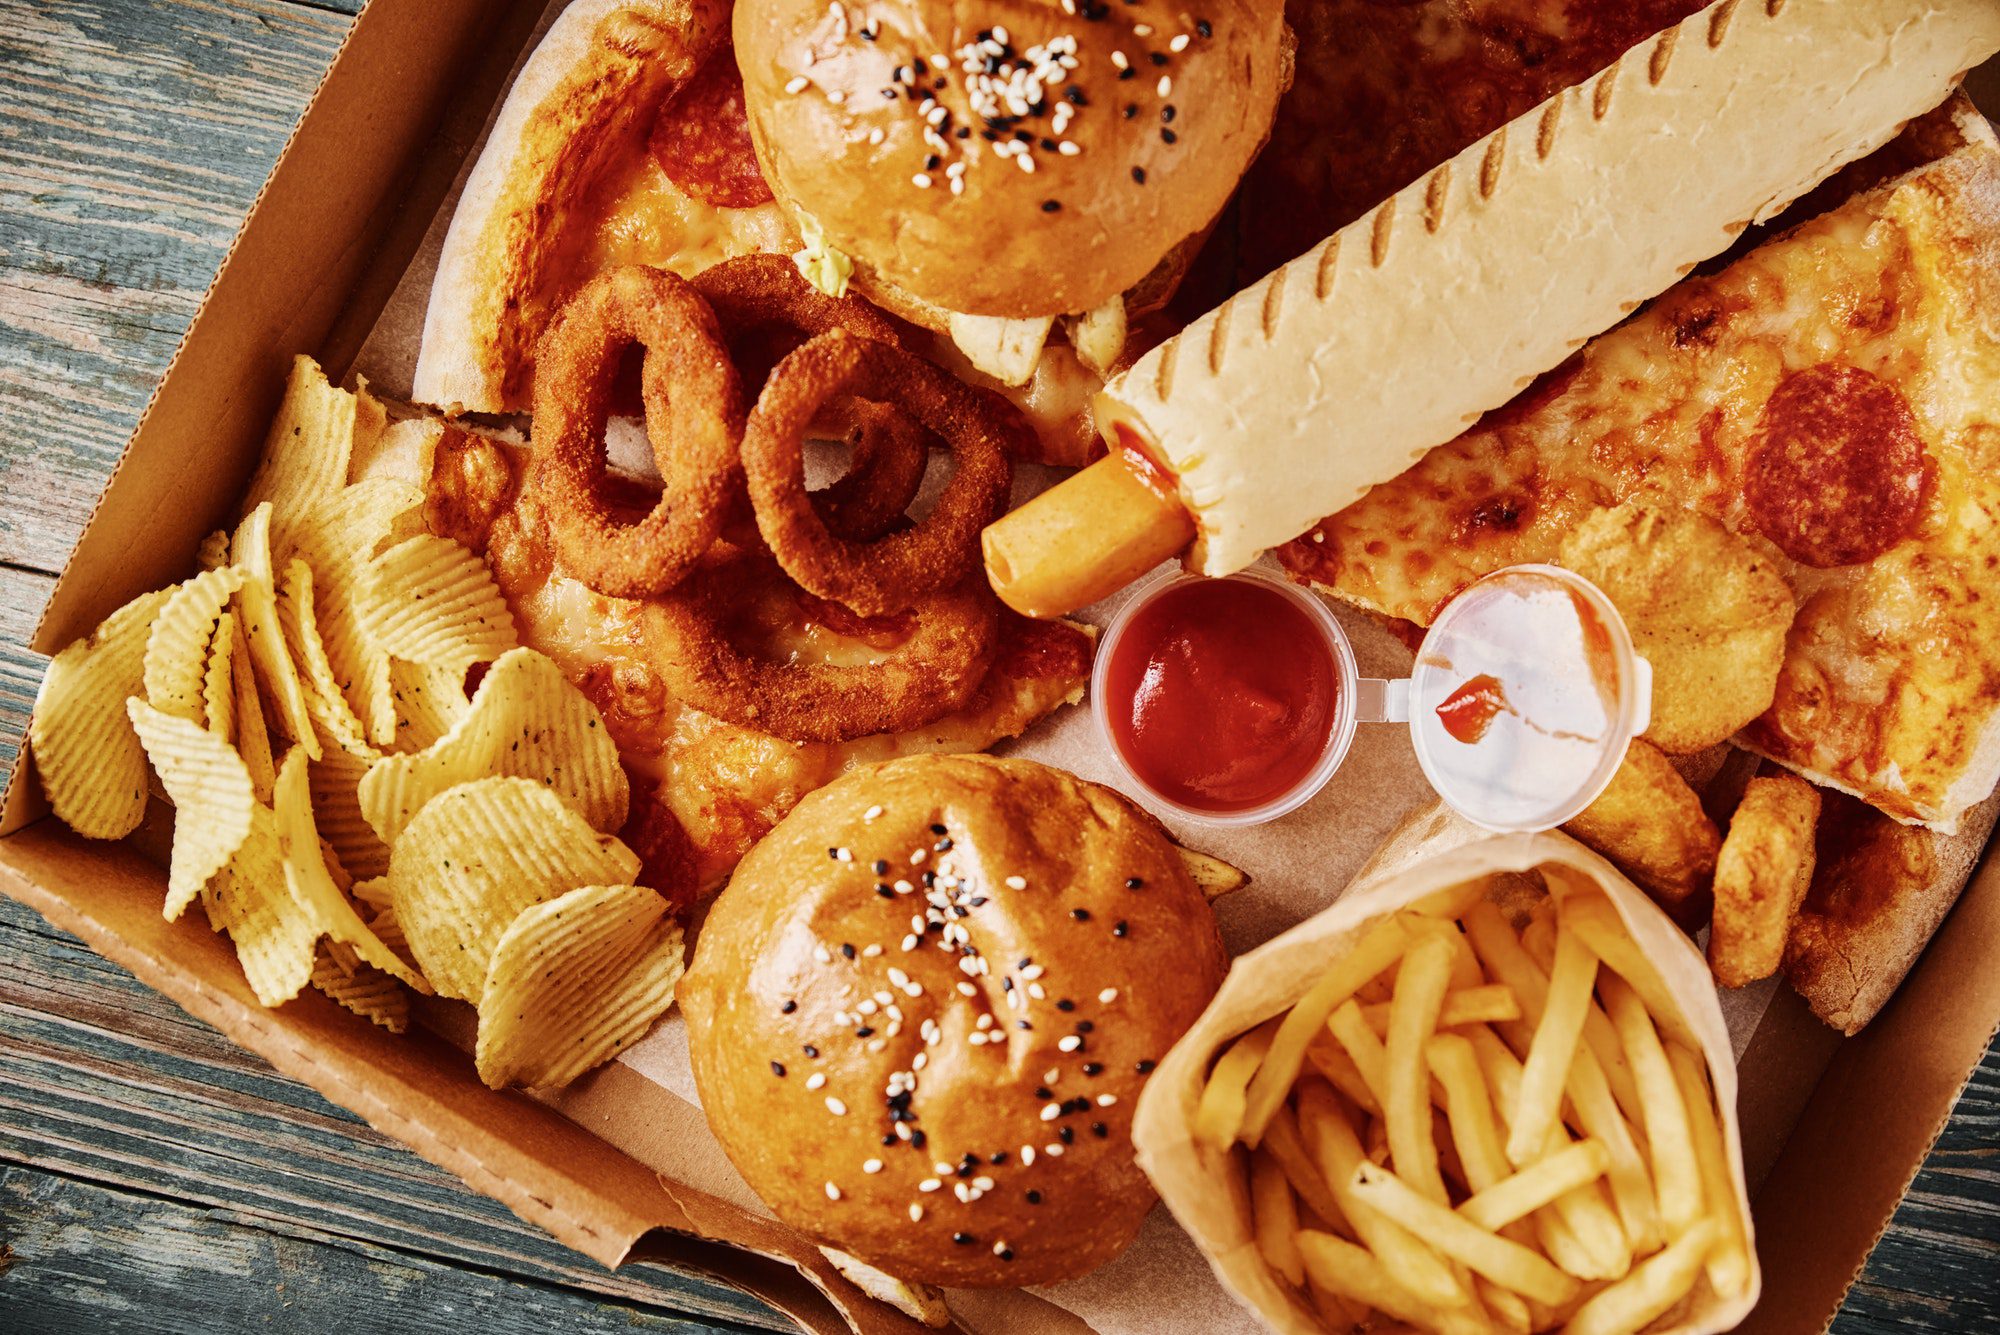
xmin=1559 ymin=503 xmax=1795 ymax=755
xmin=1562 ymin=739 xmax=1721 ymax=924
xmin=1709 ymin=772 xmax=1821 ymax=987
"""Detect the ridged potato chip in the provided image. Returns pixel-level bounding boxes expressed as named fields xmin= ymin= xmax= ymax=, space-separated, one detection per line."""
xmin=229 ymin=615 xmax=278 ymax=803
xmin=285 ymin=479 xmax=424 ymax=747
xmin=351 ymin=875 xmax=391 ymax=911
xmin=365 ymin=901 xmax=417 ymax=972
xmin=359 ymin=534 xmax=517 ymax=673
xmin=30 ymin=588 xmax=173 ymax=839
xmin=232 ymin=501 xmax=320 ymax=758
xmin=127 ymin=699 xmax=256 ymax=920
xmin=144 ymin=565 xmax=248 ymax=723
xmin=308 ymin=744 xmax=390 ymax=880
xmin=273 ymin=748 xmax=427 ymax=991
xmin=475 ymin=882 xmax=684 ymax=1090
xmin=388 ymin=777 xmax=640 ymax=1001
xmin=311 ymin=947 xmax=410 ymax=1033
xmin=239 ymin=355 xmax=386 ymax=532
xmin=275 ymin=558 xmax=376 ymax=758
xmin=203 ymin=612 xmax=237 ymax=743
xmin=360 ymin=648 xmax=629 ymax=844
xmin=387 ymin=658 xmax=470 ymax=753
xmin=202 ymin=810 xmax=318 ymax=1005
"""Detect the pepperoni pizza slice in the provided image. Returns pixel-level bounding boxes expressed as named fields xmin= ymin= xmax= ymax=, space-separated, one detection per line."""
xmin=1279 ymin=96 xmax=2000 ymax=832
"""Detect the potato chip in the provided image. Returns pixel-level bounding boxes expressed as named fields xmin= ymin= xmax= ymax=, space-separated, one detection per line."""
xmin=365 ymin=901 xmax=417 ymax=971
xmin=126 ymin=699 xmax=256 ymax=920
xmin=275 ymin=557 xmax=376 ymax=758
xmin=388 ymin=658 xmax=471 ymax=753
xmin=272 ymin=748 xmax=428 ymax=991
xmin=359 ymin=534 xmax=517 ymax=673
xmin=232 ymin=501 xmax=320 ymax=758
xmin=475 ymin=881 xmax=684 ymax=1089
xmin=203 ymin=612 xmax=237 ymax=743
xmin=196 ymin=528 xmax=233 ymax=572
xmin=1709 ymin=772 xmax=1821 ymax=988
xmin=360 ymin=648 xmax=629 ymax=844
xmin=388 ymin=777 xmax=640 ymax=1001
xmin=239 ymin=355 xmax=386 ymax=532
xmin=1563 ymin=738 xmax=1720 ymax=923
xmin=228 ymin=615 xmax=278 ymax=803
xmin=30 ymin=588 xmax=174 ymax=839
xmin=306 ymin=743 xmax=390 ymax=880
xmin=310 ymin=948 xmax=410 ymax=1033
xmin=284 ymin=479 xmax=424 ymax=746
xmin=351 ymin=876 xmax=391 ymax=909
xmin=143 ymin=565 xmax=247 ymax=723
xmin=1559 ymin=503 xmax=1795 ymax=754
xmin=202 ymin=809 xmax=318 ymax=1005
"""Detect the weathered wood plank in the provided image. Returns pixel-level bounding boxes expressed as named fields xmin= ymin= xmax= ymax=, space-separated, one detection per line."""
xmin=0 ymin=1167 xmax=768 ymax=1334
xmin=0 ymin=893 xmax=792 ymax=1330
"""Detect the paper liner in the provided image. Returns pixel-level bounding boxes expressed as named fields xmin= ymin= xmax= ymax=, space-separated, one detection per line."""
xmin=1132 ymin=808 xmax=1761 ymax=1335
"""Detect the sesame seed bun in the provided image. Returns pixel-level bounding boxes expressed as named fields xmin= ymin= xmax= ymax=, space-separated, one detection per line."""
xmin=679 ymin=754 xmax=1229 ymax=1287
xmin=734 ymin=0 xmax=1289 ymax=319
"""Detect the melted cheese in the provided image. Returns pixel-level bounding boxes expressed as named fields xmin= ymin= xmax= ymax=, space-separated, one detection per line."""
xmin=585 ymin=154 xmax=795 ymax=279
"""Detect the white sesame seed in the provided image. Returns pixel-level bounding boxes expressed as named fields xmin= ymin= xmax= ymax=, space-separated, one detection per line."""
xmin=889 ymin=968 xmax=910 ymax=989
xmin=1044 ymin=1068 xmax=1061 ymax=1084
xmin=975 ymin=1176 xmax=996 ymax=1191
xmin=1111 ymin=50 xmax=1128 ymax=70
xmin=905 ymin=982 xmax=924 ymax=998
xmin=1028 ymin=983 xmax=1047 ymax=1000
xmin=1059 ymin=1036 xmax=1083 ymax=1053
xmin=868 ymin=127 xmax=885 ymax=146
xmin=954 ymin=1182 xmax=973 ymax=1202
xmin=1040 ymin=1104 xmax=1062 ymax=1122
xmin=1097 ymin=1094 xmax=1119 ymax=1107
xmin=826 ymin=1097 xmax=847 ymax=1115
xmin=825 ymin=1182 xmax=842 ymax=1200
xmin=968 ymin=1032 xmax=987 ymax=1046
xmin=1021 ymin=1146 xmax=1037 ymax=1165
xmin=913 ymin=1052 xmax=929 ymax=1069
xmin=912 ymin=173 xmax=933 ymax=189
xmin=813 ymin=945 xmax=832 ymax=964
xmin=867 ymin=1038 xmax=886 ymax=1053
xmin=920 ymin=1178 xmax=942 ymax=1192
xmin=862 ymin=944 xmax=883 ymax=958
xmin=911 ymin=848 xmax=927 ymax=865
xmin=1158 ymin=75 xmax=1172 ymax=97
xmin=807 ymin=1072 xmax=827 ymax=1090
xmin=934 ymin=1160 xmax=954 ymax=1175
xmin=992 ymin=1240 xmax=1010 ymax=1257
xmin=785 ymin=76 xmax=810 ymax=94
xmin=1045 ymin=1142 xmax=1065 ymax=1157
xmin=864 ymin=1158 xmax=884 ymax=1174
xmin=1170 ymin=32 xmax=1191 ymax=52
xmin=901 ymin=934 xmax=920 ymax=952
xmin=1099 ymin=988 xmax=1119 ymax=1003
xmin=933 ymin=52 xmax=948 ymax=69
xmin=976 ymin=1013 xmax=994 ymax=1030
xmin=827 ymin=89 xmax=846 ymax=105
xmin=864 ymin=805 xmax=884 ymax=821
xmin=895 ymin=1123 xmax=912 ymax=1140
xmin=993 ymin=25 xmax=1009 ymax=44
xmin=1133 ymin=22 xmax=1153 ymax=36
xmin=1022 ymin=965 xmax=1046 ymax=981
xmin=957 ymin=981 xmax=978 ymax=997
xmin=909 ymin=1204 xmax=925 ymax=1222
xmin=1005 ymin=875 xmax=1028 ymax=890
xmin=1058 ymin=141 xmax=1081 ymax=156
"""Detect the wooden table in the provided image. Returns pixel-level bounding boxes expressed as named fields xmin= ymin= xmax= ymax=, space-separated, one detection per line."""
xmin=0 ymin=2 xmax=1993 ymax=1330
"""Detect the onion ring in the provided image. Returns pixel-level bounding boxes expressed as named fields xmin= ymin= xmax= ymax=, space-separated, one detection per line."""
xmin=528 ymin=266 xmax=745 ymax=599
xmin=645 ymin=543 xmax=1000 ymax=742
xmin=742 ymin=328 xmax=1017 ymax=616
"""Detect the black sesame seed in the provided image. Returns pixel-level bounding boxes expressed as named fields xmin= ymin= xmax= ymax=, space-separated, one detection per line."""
xmin=1197 ymin=18 xmax=1213 ymax=37
xmin=935 ymin=838 xmax=954 ymax=852
xmin=1063 ymin=1097 xmax=1090 ymax=1114
xmin=856 ymin=1026 xmax=875 ymax=1038
xmin=911 ymin=1130 xmax=928 ymax=1149
xmin=1067 ymin=87 xmax=1089 ymax=105
xmin=828 ymin=847 xmax=840 ymax=859
xmin=914 ymin=58 xmax=929 ymax=74
xmin=1150 ymin=51 xmax=1168 ymax=66
xmin=877 ymin=885 xmax=895 ymax=899
xmin=923 ymin=870 xmax=937 ymax=887
xmin=999 ymin=1249 xmax=1016 ymax=1262
xmin=1071 ymin=908 xmax=1092 ymax=922
xmin=1056 ymin=999 xmax=1075 ymax=1012
xmin=992 ymin=1151 xmax=1010 ymax=1165
xmin=1127 ymin=877 xmax=1145 ymax=889
xmin=925 ymin=154 xmax=941 ymax=170
xmin=1027 ymin=1189 xmax=1043 ymax=1203
xmin=1091 ymin=1122 xmax=1109 ymax=1138
xmin=1123 ymin=103 xmax=1138 ymax=120
xmin=873 ymin=859 xmax=890 ymax=874
xmin=956 ymin=126 xmax=971 ymax=139
xmin=1137 ymin=1059 xmax=1157 ymax=1074
xmin=1040 ymin=137 xmax=1059 ymax=152
xmin=1042 ymin=199 xmax=1061 ymax=213
xmin=882 ymin=1133 xmax=898 ymax=1145
xmin=1161 ymin=128 xmax=1178 ymax=144
xmin=879 ymin=87 xmax=896 ymax=99
xmin=1059 ymin=1126 xmax=1075 ymax=1144
xmin=1002 ymin=977 xmax=1015 ymax=992
xmin=1018 ymin=1020 xmax=1034 ymax=1030
xmin=980 ymin=128 xmax=999 ymax=141
xmin=953 ymin=1232 xmax=975 ymax=1245
xmin=957 ymin=1163 xmax=974 ymax=1178
xmin=1114 ymin=920 xmax=1130 ymax=937
xmin=1077 ymin=1020 xmax=1096 ymax=1034
xmin=930 ymin=823 xmax=948 ymax=835
xmin=1083 ymin=1062 xmax=1104 ymax=1076
xmin=782 ymin=999 xmax=798 ymax=1014
xmin=1118 ymin=66 xmax=1136 ymax=80
xmin=1161 ymin=104 xmax=1176 ymax=123
xmin=969 ymin=896 xmax=989 ymax=907
xmin=933 ymin=77 xmax=947 ymax=90
xmin=1035 ymin=1086 xmax=1054 ymax=1100
xmin=771 ymin=1061 xmax=787 ymax=1077
xmin=1018 ymin=958 xmax=1034 ymax=969
xmin=1130 ymin=167 xmax=1146 ymax=185
xmin=841 ymin=943 xmax=857 ymax=959
xmin=804 ymin=1044 xmax=819 ymax=1057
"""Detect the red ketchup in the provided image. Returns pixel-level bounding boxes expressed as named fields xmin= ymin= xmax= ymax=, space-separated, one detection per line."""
xmin=1103 ymin=579 xmax=1339 ymax=813
xmin=1436 ymin=674 xmax=1512 ymax=744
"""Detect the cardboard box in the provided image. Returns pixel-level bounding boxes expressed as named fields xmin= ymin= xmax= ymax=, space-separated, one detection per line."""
xmin=4 ymin=3 xmax=1998 ymax=1331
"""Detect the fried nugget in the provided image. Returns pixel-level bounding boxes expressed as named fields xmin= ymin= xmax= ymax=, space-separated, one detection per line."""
xmin=1564 ymin=737 xmax=1721 ymax=925
xmin=1708 ymin=772 xmax=1821 ymax=987
xmin=1560 ymin=502 xmax=1795 ymax=754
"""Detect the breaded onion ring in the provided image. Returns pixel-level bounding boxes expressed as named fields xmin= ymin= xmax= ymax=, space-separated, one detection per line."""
xmin=743 ymin=328 xmax=1017 ymax=616
xmin=646 ymin=544 xmax=1000 ymax=742
xmin=529 ymin=266 xmax=745 ymax=599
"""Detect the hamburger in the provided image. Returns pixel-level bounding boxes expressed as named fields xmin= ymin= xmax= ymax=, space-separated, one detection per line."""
xmin=733 ymin=0 xmax=1291 ymax=388
xmin=679 ymin=754 xmax=1233 ymax=1287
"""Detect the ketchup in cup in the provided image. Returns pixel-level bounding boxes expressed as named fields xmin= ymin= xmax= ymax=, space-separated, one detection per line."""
xmin=1093 ymin=565 xmax=1650 ymax=830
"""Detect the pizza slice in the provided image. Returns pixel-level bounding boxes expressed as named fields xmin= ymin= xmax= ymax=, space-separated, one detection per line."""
xmin=1279 ymin=96 xmax=2000 ymax=832
xmin=362 ymin=420 xmax=1092 ymax=907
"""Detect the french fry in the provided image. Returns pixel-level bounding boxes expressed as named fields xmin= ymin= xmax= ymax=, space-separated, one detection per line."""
xmin=1386 ymin=934 xmax=1457 ymax=1201
xmin=1295 ymin=1231 xmax=1460 ymax=1335
xmin=1251 ymin=1147 xmax=1306 ymax=1286
xmin=1600 ymin=972 xmax=1703 ymax=1238
xmin=1296 ymin=1081 xmax=1469 ymax=1310
xmin=1564 ymin=1039 xmax=1665 ymax=1256
xmin=1361 ymin=984 xmax=1522 ymax=1034
xmin=1305 ymin=1276 xmax=1370 ymax=1333
xmin=1478 ymin=1276 xmax=1534 ymax=1335
xmin=1241 ymin=914 xmax=1427 ymax=1145
xmin=1507 ymin=924 xmax=1598 ymax=1166
xmin=1195 ymin=1019 xmax=1280 ymax=1151
xmin=1459 ymin=1140 xmax=1611 ymax=1232
xmin=1348 ymin=1161 xmax=1582 ymax=1307
xmin=1666 ymin=1043 xmax=1754 ymax=1301
xmin=1262 ymin=1100 xmax=1352 ymax=1238
xmin=1428 ymin=1034 xmax=1513 ymax=1194
xmin=1410 ymin=879 xmax=1493 ymax=921
xmin=1562 ymin=1219 xmax=1718 ymax=1335
xmin=1560 ymin=892 xmax=1698 ymax=1050
xmin=1449 ymin=929 xmax=1486 ymax=990
xmin=1305 ymin=1032 xmax=1383 ymax=1116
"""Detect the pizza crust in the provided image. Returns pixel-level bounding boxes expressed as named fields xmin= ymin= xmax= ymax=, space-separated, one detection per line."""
xmin=413 ymin=0 xmax=730 ymax=416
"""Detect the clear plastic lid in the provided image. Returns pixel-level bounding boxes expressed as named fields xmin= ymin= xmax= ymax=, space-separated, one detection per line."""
xmin=1405 ymin=565 xmax=1651 ymax=833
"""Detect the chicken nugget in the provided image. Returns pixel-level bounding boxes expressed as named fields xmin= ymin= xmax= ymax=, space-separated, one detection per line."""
xmin=1564 ymin=737 xmax=1721 ymax=925
xmin=1709 ymin=772 xmax=1821 ymax=987
xmin=1560 ymin=502 xmax=1795 ymax=754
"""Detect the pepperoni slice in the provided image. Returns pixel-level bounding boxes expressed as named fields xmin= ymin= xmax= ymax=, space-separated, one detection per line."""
xmin=650 ymin=44 xmax=773 ymax=209
xmin=1743 ymin=364 xmax=1932 ymax=568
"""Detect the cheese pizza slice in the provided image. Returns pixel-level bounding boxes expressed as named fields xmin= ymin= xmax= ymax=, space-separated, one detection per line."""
xmin=1280 ymin=98 xmax=2000 ymax=832
xmin=366 ymin=421 xmax=1092 ymax=908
